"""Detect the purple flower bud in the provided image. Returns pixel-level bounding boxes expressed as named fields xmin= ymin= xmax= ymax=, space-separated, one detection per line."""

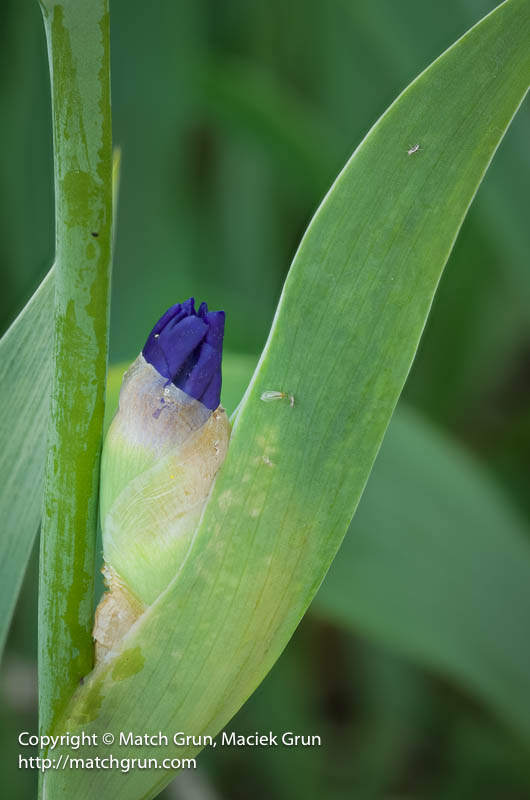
xmin=142 ymin=298 xmax=225 ymax=410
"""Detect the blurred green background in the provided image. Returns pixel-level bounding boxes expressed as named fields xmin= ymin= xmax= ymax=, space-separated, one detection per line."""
xmin=1 ymin=0 xmax=529 ymax=797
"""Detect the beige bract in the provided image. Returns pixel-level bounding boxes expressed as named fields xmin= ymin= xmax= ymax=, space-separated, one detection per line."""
xmin=94 ymin=355 xmax=231 ymax=661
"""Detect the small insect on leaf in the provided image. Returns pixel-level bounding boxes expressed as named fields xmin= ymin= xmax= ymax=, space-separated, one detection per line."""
xmin=407 ymin=143 xmax=422 ymax=155
xmin=260 ymin=390 xmax=295 ymax=408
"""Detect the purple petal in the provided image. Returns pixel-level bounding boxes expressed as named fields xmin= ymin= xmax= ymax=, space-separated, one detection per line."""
xmin=163 ymin=316 xmax=208 ymax=378
xmin=201 ymin=370 xmax=222 ymax=411
xmin=142 ymin=298 xmax=225 ymax=410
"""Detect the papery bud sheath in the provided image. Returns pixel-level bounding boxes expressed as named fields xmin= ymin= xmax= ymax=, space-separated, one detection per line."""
xmin=94 ymin=300 xmax=230 ymax=661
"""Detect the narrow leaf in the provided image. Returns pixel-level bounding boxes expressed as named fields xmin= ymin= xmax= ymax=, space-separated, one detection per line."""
xmin=0 ymin=269 xmax=53 ymax=657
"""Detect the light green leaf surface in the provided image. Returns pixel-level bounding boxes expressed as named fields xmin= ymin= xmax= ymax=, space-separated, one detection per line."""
xmin=106 ymin=356 xmax=530 ymax=743
xmin=41 ymin=3 xmax=529 ymax=798
xmin=0 ymin=269 xmax=54 ymax=657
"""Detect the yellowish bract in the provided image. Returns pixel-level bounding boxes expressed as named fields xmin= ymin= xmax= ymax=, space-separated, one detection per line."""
xmin=94 ymin=355 xmax=231 ymax=661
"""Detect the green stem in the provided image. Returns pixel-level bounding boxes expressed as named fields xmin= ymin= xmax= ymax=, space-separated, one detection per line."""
xmin=38 ymin=0 xmax=112 ymax=751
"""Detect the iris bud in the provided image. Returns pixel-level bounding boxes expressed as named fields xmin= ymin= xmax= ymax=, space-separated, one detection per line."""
xmin=94 ymin=299 xmax=230 ymax=661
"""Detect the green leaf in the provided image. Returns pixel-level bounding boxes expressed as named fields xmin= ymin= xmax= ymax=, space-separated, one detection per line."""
xmin=43 ymin=3 xmax=530 ymax=799
xmin=0 ymin=269 xmax=54 ymax=657
xmin=315 ymin=405 xmax=530 ymax=742
xmin=107 ymin=358 xmax=530 ymax=742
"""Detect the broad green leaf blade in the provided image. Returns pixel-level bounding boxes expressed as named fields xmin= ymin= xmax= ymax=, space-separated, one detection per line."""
xmin=44 ymin=2 xmax=530 ymax=798
xmin=0 ymin=268 xmax=54 ymax=657
xmin=315 ymin=406 xmax=530 ymax=742
xmin=106 ymin=357 xmax=530 ymax=741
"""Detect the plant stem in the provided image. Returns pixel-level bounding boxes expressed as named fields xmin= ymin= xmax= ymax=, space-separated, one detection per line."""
xmin=38 ymin=0 xmax=112 ymax=749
